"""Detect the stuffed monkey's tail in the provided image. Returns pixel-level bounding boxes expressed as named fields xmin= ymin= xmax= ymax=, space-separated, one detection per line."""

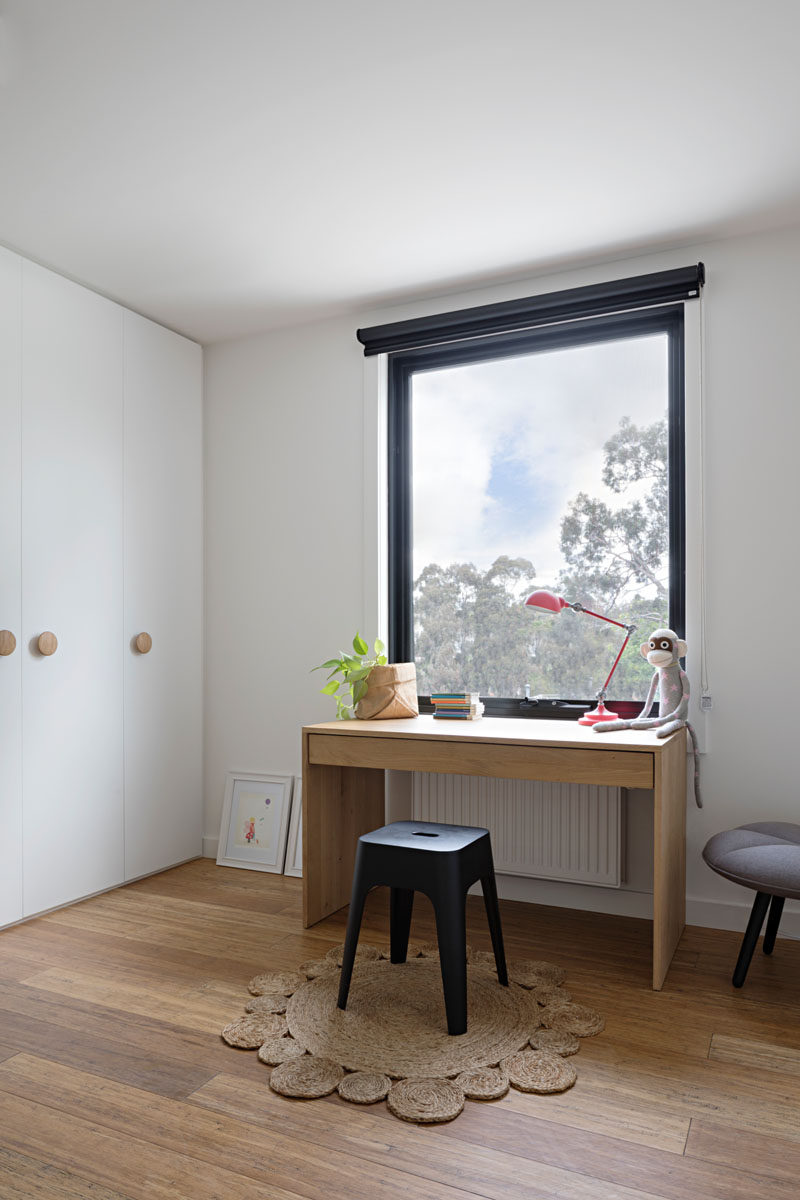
xmin=686 ymin=723 xmax=702 ymax=808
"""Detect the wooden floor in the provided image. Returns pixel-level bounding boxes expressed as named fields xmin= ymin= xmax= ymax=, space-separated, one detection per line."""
xmin=1 ymin=863 xmax=800 ymax=1200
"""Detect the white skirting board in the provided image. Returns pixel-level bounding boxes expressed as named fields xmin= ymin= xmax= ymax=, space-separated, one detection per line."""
xmin=412 ymin=773 xmax=624 ymax=888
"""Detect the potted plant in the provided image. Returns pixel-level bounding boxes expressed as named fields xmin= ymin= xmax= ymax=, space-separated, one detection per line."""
xmin=313 ymin=633 xmax=418 ymax=720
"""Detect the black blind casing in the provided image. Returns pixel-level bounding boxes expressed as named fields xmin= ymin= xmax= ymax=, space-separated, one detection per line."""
xmin=357 ymin=263 xmax=704 ymax=356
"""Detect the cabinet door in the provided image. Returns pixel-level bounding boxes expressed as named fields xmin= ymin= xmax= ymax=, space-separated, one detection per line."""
xmin=21 ymin=262 xmax=124 ymax=916
xmin=0 ymin=248 xmax=22 ymax=926
xmin=124 ymin=312 xmax=202 ymax=879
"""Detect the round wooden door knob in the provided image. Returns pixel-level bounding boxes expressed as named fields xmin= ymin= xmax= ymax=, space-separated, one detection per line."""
xmin=0 ymin=630 xmax=16 ymax=656
xmin=135 ymin=632 xmax=153 ymax=654
xmin=38 ymin=632 xmax=58 ymax=656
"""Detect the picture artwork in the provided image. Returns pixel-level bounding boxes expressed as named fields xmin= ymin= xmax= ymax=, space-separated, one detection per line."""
xmin=217 ymin=772 xmax=293 ymax=873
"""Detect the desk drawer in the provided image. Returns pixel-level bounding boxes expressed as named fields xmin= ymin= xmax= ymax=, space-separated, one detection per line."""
xmin=306 ymin=733 xmax=654 ymax=789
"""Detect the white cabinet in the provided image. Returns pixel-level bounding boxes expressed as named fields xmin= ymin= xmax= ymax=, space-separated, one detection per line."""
xmin=0 ymin=251 xmax=202 ymax=925
xmin=123 ymin=312 xmax=202 ymax=879
xmin=21 ymin=262 xmax=125 ymax=915
xmin=0 ymin=248 xmax=23 ymax=926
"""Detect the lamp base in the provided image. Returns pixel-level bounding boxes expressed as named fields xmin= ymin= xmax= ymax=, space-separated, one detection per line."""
xmin=578 ymin=701 xmax=618 ymax=726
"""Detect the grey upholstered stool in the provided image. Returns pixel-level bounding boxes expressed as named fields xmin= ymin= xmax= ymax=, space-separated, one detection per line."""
xmin=702 ymin=822 xmax=800 ymax=987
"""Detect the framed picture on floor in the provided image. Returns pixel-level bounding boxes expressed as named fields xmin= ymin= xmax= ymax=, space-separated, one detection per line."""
xmin=284 ymin=777 xmax=302 ymax=877
xmin=217 ymin=771 xmax=293 ymax=873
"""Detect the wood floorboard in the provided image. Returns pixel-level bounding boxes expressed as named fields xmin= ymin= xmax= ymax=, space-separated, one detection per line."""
xmin=708 ymin=1031 xmax=800 ymax=1073
xmin=19 ymin=964 xmax=246 ymax=1033
xmin=0 ymin=1145 xmax=134 ymax=1200
xmin=0 ymin=916 xmax=298 ymax=987
xmin=0 ymin=999 xmax=216 ymax=1098
xmin=0 ymin=956 xmax=46 ymax=984
xmin=1 ymin=857 xmax=800 ymax=1200
xmin=0 ymin=979 xmax=265 ymax=1084
xmin=685 ymin=1118 xmax=800 ymax=1186
xmin=0 ymin=1088 xmax=299 ymax=1200
xmin=0 ymin=1056 xmax=490 ymax=1200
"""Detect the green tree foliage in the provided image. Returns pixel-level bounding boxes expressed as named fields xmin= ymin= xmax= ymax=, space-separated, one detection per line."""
xmin=414 ymin=556 xmax=536 ymax=696
xmin=560 ymin=417 xmax=668 ymax=608
xmin=413 ymin=417 xmax=669 ymax=701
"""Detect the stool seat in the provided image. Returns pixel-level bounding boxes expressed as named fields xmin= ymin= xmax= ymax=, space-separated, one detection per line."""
xmin=337 ymin=820 xmax=508 ymax=1035
xmin=702 ymin=822 xmax=800 ymax=899
xmin=702 ymin=821 xmax=800 ymax=987
xmin=360 ymin=820 xmax=488 ymax=853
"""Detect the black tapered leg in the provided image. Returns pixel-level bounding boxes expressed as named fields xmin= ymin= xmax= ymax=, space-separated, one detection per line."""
xmin=732 ymin=891 xmax=771 ymax=988
xmin=390 ymin=887 xmax=415 ymax=963
xmin=480 ymin=872 xmax=509 ymax=987
xmin=337 ymin=886 xmax=368 ymax=1010
xmin=434 ymin=884 xmax=468 ymax=1035
xmin=763 ymin=895 xmax=785 ymax=956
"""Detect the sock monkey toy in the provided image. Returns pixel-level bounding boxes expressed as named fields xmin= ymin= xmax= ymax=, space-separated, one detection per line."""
xmin=594 ymin=628 xmax=702 ymax=807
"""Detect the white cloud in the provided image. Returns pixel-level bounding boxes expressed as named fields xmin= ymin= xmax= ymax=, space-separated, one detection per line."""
xmin=412 ymin=333 xmax=668 ymax=583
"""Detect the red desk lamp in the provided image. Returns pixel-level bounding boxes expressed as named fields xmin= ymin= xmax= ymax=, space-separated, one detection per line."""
xmin=524 ymin=590 xmax=637 ymax=726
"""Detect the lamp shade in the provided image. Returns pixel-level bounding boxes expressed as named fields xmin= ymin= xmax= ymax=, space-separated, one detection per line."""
xmin=524 ymin=590 xmax=570 ymax=614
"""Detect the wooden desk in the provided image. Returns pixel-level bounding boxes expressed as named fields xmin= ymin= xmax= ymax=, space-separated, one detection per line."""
xmin=302 ymin=716 xmax=687 ymax=990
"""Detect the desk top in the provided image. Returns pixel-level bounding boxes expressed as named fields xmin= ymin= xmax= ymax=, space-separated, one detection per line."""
xmin=304 ymin=714 xmax=683 ymax=755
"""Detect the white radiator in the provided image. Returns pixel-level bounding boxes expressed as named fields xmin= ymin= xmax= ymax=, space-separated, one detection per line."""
xmin=412 ymin=774 xmax=623 ymax=888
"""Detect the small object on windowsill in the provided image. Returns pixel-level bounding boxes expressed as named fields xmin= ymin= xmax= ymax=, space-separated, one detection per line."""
xmin=433 ymin=708 xmax=484 ymax=720
xmin=518 ymin=696 xmax=647 ymax=720
xmin=313 ymin=634 xmax=419 ymax=720
xmin=430 ymin=692 xmax=484 ymax=720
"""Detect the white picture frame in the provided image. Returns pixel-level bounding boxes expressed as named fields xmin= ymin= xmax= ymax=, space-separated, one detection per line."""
xmin=284 ymin=777 xmax=303 ymax=877
xmin=217 ymin=771 xmax=293 ymax=873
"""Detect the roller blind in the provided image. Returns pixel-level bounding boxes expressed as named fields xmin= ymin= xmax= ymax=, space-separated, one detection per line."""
xmin=356 ymin=263 xmax=705 ymax=356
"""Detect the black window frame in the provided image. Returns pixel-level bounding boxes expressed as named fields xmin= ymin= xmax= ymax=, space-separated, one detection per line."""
xmin=386 ymin=305 xmax=687 ymax=720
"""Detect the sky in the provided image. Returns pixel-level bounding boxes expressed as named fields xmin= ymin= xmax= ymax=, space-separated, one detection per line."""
xmin=411 ymin=333 xmax=669 ymax=587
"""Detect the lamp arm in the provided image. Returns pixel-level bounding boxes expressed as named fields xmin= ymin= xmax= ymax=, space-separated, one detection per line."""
xmin=596 ymin=624 xmax=637 ymax=700
xmin=571 ymin=602 xmax=631 ymax=632
xmin=534 ymin=597 xmax=637 ymax=703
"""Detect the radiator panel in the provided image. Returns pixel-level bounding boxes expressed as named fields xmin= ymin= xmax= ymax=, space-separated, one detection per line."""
xmin=412 ymin=773 xmax=623 ymax=888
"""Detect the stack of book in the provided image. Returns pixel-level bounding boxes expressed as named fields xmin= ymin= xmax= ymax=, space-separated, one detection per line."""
xmin=430 ymin=692 xmax=484 ymax=720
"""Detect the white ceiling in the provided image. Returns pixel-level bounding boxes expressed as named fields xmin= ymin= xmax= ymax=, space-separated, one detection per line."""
xmin=1 ymin=0 xmax=799 ymax=344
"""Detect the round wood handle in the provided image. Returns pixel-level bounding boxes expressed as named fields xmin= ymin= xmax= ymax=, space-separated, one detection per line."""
xmin=0 ymin=630 xmax=16 ymax=656
xmin=38 ymin=632 xmax=58 ymax=656
xmin=135 ymin=632 xmax=153 ymax=654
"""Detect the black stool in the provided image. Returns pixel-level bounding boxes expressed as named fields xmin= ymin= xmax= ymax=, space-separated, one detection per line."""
xmin=336 ymin=820 xmax=508 ymax=1035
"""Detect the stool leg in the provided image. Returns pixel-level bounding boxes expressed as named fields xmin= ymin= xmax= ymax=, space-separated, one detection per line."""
xmin=480 ymin=873 xmax=509 ymax=987
xmin=732 ymin=891 xmax=770 ymax=988
xmin=763 ymin=895 xmax=785 ymax=956
xmin=390 ymin=887 xmax=415 ymax=964
xmin=434 ymin=885 xmax=468 ymax=1036
xmin=337 ymin=886 xmax=368 ymax=1011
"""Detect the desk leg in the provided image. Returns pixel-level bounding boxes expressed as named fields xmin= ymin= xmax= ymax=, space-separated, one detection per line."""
xmin=302 ymin=742 xmax=385 ymax=928
xmin=652 ymin=731 xmax=687 ymax=989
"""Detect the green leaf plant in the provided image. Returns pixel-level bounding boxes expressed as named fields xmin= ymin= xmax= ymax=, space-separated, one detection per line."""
xmin=312 ymin=633 xmax=388 ymax=719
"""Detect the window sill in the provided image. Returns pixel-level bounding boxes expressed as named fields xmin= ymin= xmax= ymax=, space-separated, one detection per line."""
xmin=418 ymin=698 xmax=655 ymax=722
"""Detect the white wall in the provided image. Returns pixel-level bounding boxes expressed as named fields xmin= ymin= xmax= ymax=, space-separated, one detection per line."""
xmin=204 ymin=222 xmax=800 ymax=935
xmin=204 ymin=318 xmax=367 ymax=855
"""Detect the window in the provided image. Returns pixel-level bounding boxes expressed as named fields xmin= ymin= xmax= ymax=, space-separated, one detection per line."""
xmin=358 ymin=267 xmax=702 ymax=717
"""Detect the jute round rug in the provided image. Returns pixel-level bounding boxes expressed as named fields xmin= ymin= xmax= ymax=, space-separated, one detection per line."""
xmin=221 ymin=943 xmax=604 ymax=1125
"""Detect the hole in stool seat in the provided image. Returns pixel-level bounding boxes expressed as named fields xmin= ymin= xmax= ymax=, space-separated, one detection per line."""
xmin=413 ymin=831 xmax=439 ymax=837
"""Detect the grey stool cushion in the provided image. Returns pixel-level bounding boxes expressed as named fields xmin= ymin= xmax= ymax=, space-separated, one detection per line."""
xmin=702 ymin=822 xmax=800 ymax=900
